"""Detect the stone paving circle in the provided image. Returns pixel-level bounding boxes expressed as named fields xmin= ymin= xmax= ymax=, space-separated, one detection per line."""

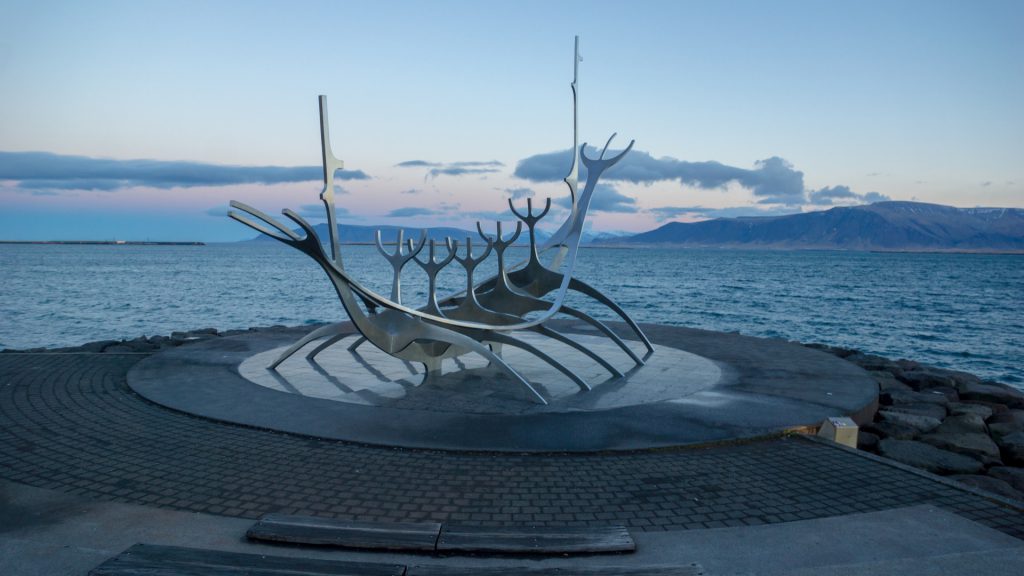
xmin=128 ymin=321 xmax=878 ymax=452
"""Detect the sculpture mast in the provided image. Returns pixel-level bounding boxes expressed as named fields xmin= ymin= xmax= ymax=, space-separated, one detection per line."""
xmin=318 ymin=96 xmax=343 ymax=266
xmin=565 ymin=35 xmax=580 ymax=210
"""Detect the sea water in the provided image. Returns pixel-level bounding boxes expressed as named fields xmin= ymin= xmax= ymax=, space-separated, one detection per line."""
xmin=0 ymin=243 xmax=1020 ymax=387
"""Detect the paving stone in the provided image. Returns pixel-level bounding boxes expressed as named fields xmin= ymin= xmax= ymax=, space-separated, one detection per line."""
xmin=0 ymin=353 xmax=1023 ymax=542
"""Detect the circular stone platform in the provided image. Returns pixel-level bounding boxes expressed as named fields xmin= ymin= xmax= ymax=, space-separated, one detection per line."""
xmin=128 ymin=321 xmax=878 ymax=452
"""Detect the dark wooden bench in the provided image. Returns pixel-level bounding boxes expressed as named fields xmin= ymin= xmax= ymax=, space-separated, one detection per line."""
xmin=88 ymin=543 xmax=406 ymax=575
xmin=246 ymin=514 xmax=635 ymax=555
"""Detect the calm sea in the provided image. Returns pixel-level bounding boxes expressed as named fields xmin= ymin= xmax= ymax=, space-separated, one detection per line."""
xmin=1 ymin=243 xmax=1021 ymax=387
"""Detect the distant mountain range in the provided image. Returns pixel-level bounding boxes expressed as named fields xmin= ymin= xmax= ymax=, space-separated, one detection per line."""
xmin=240 ymin=202 xmax=1024 ymax=252
xmin=609 ymin=202 xmax=1024 ymax=252
xmin=242 ymin=223 xmax=630 ymax=246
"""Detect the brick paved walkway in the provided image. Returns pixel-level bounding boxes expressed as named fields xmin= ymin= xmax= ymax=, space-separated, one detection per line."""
xmin=1 ymin=352 xmax=1023 ymax=538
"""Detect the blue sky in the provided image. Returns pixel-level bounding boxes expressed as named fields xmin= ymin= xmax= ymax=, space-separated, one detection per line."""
xmin=1 ymin=0 xmax=1021 ymax=241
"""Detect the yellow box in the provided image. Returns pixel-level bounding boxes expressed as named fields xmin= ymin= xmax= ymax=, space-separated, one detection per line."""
xmin=818 ymin=416 xmax=859 ymax=448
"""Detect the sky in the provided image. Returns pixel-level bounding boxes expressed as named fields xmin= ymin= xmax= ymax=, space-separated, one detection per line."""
xmin=0 ymin=0 xmax=1021 ymax=241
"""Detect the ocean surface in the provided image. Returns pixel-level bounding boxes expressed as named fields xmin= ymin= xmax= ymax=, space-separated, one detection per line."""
xmin=1 ymin=242 xmax=1021 ymax=388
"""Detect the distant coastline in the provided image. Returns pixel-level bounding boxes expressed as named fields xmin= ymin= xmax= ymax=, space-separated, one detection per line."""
xmin=593 ymin=242 xmax=1024 ymax=255
xmin=0 ymin=240 xmax=205 ymax=246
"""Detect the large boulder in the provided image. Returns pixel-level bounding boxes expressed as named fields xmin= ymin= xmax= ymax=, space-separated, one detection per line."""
xmin=880 ymin=389 xmax=950 ymax=407
xmin=922 ymin=386 xmax=959 ymax=403
xmin=898 ymin=368 xmax=957 ymax=390
xmin=950 ymin=475 xmax=1024 ymax=501
xmin=876 ymin=409 xmax=943 ymax=434
xmin=804 ymin=343 xmax=859 ymax=358
xmin=933 ymin=413 xmax=988 ymax=435
xmin=876 ymin=409 xmax=942 ymax=433
xmin=880 ymin=402 xmax=947 ymax=421
xmin=102 ymin=336 xmax=162 ymax=353
xmin=874 ymin=372 xmax=912 ymax=394
xmin=919 ymin=431 xmax=1002 ymax=466
xmin=957 ymin=381 xmax=1024 ymax=409
xmin=845 ymin=352 xmax=900 ymax=372
xmin=864 ymin=421 xmax=920 ymax=441
xmin=995 ymin=431 xmax=1024 ymax=466
xmin=946 ymin=369 xmax=984 ymax=388
xmin=59 ymin=339 xmax=121 ymax=353
xmin=877 ymin=439 xmax=984 ymax=475
xmin=947 ymin=402 xmax=994 ymax=420
xmin=987 ymin=410 xmax=1024 ymax=440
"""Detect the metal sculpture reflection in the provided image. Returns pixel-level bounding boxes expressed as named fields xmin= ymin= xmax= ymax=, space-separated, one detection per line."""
xmin=229 ymin=37 xmax=652 ymax=404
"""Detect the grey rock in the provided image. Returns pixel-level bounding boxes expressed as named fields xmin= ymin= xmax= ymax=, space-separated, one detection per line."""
xmin=987 ymin=467 xmax=1024 ymax=493
xmin=880 ymin=389 xmax=949 ymax=407
xmin=987 ymin=410 xmax=1024 ymax=440
xmin=950 ymin=474 xmax=1024 ymax=501
xmin=188 ymin=327 xmax=219 ymax=336
xmin=921 ymin=385 xmax=959 ymax=403
xmin=54 ymin=339 xmax=120 ymax=353
xmin=881 ymin=402 xmax=947 ymax=421
xmin=804 ymin=343 xmax=858 ymax=358
xmin=115 ymin=336 xmax=160 ymax=352
xmin=101 ymin=344 xmax=142 ymax=353
xmin=873 ymin=372 xmax=912 ymax=393
xmin=877 ymin=438 xmax=984 ymax=475
xmin=877 ymin=409 xmax=943 ymax=433
xmin=965 ymin=400 xmax=1010 ymax=416
xmin=858 ymin=430 xmax=880 ymax=452
xmin=895 ymin=359 xmax=921 ymax=371
xmin=846 ymin=352 xmax=899 ymax=372
xmin=948 ymin=402 xmax=994 ymax=420
xmin=898 ymin=369 xmax=957 ymax=390
xmin=946 ymin=369 xmax=984 ymax=388
xmin=957 ymin=381 xmax=1024 ymax=409
xmin=933 ymin=413 xmax=988 ymax=436
xmin=864 ymin=421 xmax=920 ymax=441
xmin=995 ymin=431 xmax=1024 ymax=466
xmin=919 ymin=431 xmax=1002 ymax=466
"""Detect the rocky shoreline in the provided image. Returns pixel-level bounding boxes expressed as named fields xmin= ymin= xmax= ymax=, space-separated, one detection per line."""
xmin=6 ymin=326 xmax=1024 ymax=501
xmin=808 ymin=343 xmax=1024 ymax=501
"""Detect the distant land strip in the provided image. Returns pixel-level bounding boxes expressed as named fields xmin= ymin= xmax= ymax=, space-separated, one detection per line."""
xmin=0 ymin=240 xmax=205 ymax=246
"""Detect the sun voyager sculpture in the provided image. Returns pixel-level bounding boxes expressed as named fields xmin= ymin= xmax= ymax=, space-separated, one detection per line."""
xmin=229 ymin=38 xmax=652 ymax=405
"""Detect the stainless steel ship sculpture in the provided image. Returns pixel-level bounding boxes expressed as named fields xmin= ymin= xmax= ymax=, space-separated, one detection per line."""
xmin=229 ymin=38 xmax=653 ymax=404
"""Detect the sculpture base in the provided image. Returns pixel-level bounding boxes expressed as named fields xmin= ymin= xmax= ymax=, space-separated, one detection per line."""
xmin=239 ymin=332 xmax=719 ymax=414
xmin=128 ymin=321 xmax=878 ymax=452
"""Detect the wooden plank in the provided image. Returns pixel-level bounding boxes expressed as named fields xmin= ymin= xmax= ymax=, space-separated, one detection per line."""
xmin=408 ymin=565 xmax=702 ymax=576
xmin=435 ymin=525 xmax=635 ymax=554
xmin=88 ymin=543 xmax=407 ymax=576
xmin=247 ymin=514 xmax=442 ymax=551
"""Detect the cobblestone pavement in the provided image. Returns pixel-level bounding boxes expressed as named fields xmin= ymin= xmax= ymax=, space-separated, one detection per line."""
xmin=1 ymin=353 xmax=1023 ymax=538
